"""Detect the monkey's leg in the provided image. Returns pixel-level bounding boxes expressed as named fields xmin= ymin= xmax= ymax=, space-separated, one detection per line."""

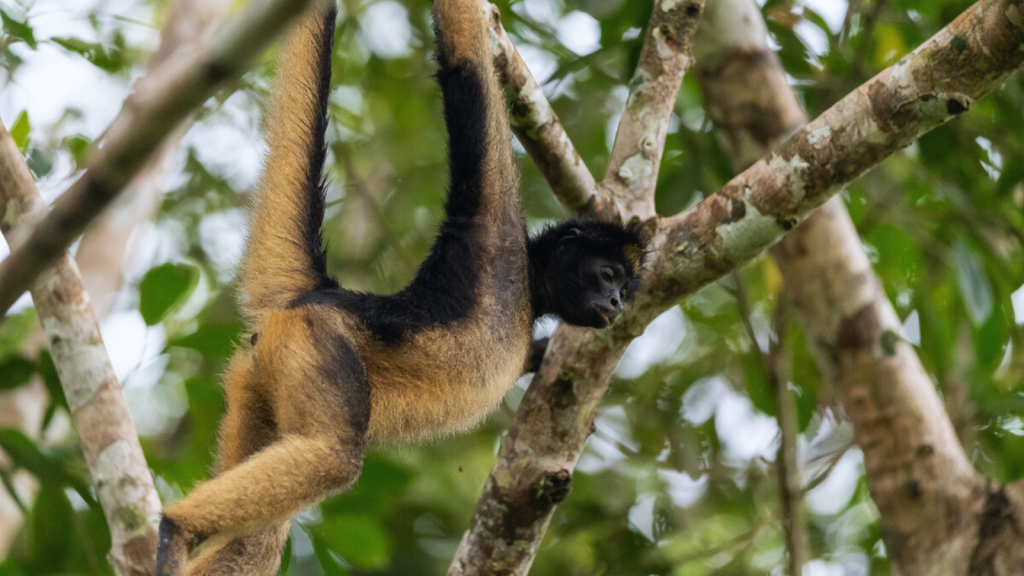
xmin=176 ymin=353 xmax=291 ymax=576
xmin=158 ymin=310 xmax=370 ymax=576
xmin=157 ymin=432 xmax=365 ymax=576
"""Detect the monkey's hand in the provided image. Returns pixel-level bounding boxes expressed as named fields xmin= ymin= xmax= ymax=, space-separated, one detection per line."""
xmin=522 ymin=337 xmax=550 ymax=375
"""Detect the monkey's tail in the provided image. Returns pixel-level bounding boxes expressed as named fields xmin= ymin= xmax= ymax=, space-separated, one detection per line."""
xmin=238 ymin=1 xmax=338 ymax=327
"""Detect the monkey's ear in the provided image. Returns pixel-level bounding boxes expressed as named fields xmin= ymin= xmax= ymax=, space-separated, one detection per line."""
xmin=623 ymin=244 xmax=645 ymax=269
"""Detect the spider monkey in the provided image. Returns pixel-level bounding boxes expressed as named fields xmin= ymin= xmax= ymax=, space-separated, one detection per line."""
xmin=156 ymin=1 xmax=644 ymax=574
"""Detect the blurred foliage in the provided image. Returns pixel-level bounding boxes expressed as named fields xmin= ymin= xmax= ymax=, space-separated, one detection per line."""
xmin=1 ymin=0 xmax=1023 ymax=574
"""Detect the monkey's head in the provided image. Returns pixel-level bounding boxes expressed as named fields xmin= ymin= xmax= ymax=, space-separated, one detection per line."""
xmin=528 ymin=218 xmax=647 ymax=328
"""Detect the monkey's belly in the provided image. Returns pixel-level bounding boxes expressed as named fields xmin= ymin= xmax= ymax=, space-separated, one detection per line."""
xmin=362 ymin=323 xmax=530 ymax=443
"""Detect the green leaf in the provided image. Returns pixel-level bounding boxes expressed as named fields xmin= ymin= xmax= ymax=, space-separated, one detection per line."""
xmin=0 ymin=309 xmax=37 ymax=362
xmin=311 ymin=533 xmax=349 ymax=576
xmin=169 ymin=322 xmax=244 ymax=359
xmin=316 ymin=515 xmax=391 ymax=570
xmin=139 ymin=263 xmax=200 ymax=325
xmin=954 ymin=240 xmax=993 ymax=326
xmin=0 ymin=429 xmax=62 ymax=484
xmin=65 ymin=134 xmax=92 ymax=167
xmin=25 ymin=147 xmax=52 ymax=178
xmin=9 ymin=111 xmax=30 ymax=153
xmin=0 ymin=356 xmax=34 ymax=390
xmin=0 ymin=9 xmax=36 ymax=49
xmin=50 ymin=35 xmax=126 ymax=73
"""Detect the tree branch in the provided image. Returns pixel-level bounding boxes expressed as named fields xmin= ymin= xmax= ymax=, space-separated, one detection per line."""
xmin=453 ymin=0 xmax=1024 ymax=573
xmin=0 ymin=123 xmax=161 ymax=576
xmin=0 ymin=0 xmax=323 ymax=317
xmin=480 ymin=1 xmax=604 ymax=215
xmin=0 ymin=0 xmax=231 ymax=558
xmin=448 ymin=2 xmax=706 ymax=574
xmin=602 ymin=0 xmax=704 ymax=220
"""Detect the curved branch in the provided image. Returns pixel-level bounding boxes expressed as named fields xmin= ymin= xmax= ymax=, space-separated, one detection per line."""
xmin=0 ymin=0 xmax=323 ymax=317
xmin=0 ymin=123 xmax=160 ymax=576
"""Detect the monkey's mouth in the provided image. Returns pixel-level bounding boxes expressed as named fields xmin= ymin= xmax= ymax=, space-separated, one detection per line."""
xmin=595 ymin=306 xmax=618 ymax=327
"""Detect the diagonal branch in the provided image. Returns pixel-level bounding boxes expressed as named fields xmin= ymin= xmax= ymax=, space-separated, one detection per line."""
xmin=650 ymin=0 xmax=1024 ymax=320
xmin=481 ymin=1 xmax=605 ymax=215
xmin=0 ymin=0 xmax=231 ymax=557
xmin=0 ymin=122 xmax=161 ymax=576
xmin=0 ymin=0 xmax=324 ymax=318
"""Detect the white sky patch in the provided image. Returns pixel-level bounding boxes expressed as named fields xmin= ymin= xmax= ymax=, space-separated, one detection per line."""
xmin=517 ymin=0 xmax=562 ymax=26
xmin=901 ymin=309 xmax=921 ymax=346
xmin=628 ymin=492 xmax=658 ymax=541
xmin=99 ymin=310 xmax=164 ymax=383
xmin=179 ymin=91 xmax=264 ymax=191
xmin=794 ymin=19 xmax=829 ymax=57
xmin=657 ymin=469 xmax=708 ymax=508
xmin=801 ymin=0 xmax=849 ymax=32
xmin=1012 ymin=284 xmax=1024 ymax=324
xmin=715 ymin=391 xmax=780 ymax=462
xmin=557 ymin=11 xmax=601 ymax=56
xmin=681 ymin=376 xmax=730 ymax=425
xmin=360 ymin=1 xmax=414 ymax=59
xmin=618 ymin=307 xmax=686 ymax=378
xmin=199 ymin=209 xmax=248 ymax=283
xmin=805 ymin=449 xmax=863 ymax=515
xmin=516 ymin=44 xmax=558 ymax=85
xmin=804 ymin=560 xmax=848 ymax=576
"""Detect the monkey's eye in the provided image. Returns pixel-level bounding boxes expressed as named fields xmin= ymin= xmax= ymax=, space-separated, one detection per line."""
xmin=601 ymin=266 xmax=615 ymax=282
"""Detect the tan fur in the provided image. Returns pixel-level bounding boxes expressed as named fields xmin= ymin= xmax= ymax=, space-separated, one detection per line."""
xmin=238 ymin=1 xmax=334 ymax=329
xmin=158 ymin=1 xmax=530 ymax=574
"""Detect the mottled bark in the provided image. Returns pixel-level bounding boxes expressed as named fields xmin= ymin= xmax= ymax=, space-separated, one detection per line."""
xmin=454 ymin=0 xmax=1024 ymax=574
xmin=0 ymin=0 xmax=230 ymax=557
xmin=693 ymin=1 xmax=991 ymax=572
xmin=651 ymin=0 xmax=1024 ymax=321
xmin=0 ymin=123 xmax=161 ymax=576
xmin=601 ymin=0 xmax=704 ymax=221
xmin=0 ymin=0 xmax=324 ymax=316
xmin=481 ymin=1 xmax=603 ymax=215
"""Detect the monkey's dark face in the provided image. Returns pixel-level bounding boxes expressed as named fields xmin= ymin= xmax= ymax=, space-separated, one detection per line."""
xmin=536 ymin=221 xmax=645 ymax=328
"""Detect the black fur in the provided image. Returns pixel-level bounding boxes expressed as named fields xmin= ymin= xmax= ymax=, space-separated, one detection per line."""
xmin=289 ymin=14 xmax=644 ymax=342
xmin=291 ymin=61 xmax=492 ymax=345
xmin=318 ymin=333 xmax=371 ymax=437
xmin=298 ymin=5 xmax=339 ymax=292
xmin=528 ymin=218 xmax=645 ymax=328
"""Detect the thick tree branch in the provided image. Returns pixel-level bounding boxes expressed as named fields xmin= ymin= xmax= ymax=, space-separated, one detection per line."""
xmin=480 ymin=1 xmax=604 ymax=215
xmin=602 ymin=0 xmax=704 ymax=220
xmin=693 ymin=1 xmax=985 ymax=572
xmin=449 ymin=2 xmax=706 ymax=574
xmin=0 ymin=123 xmax=160 ymax=576
xmin=454 ymin=0 xmax=1024 ymax=574
xmin=652 ymin=0 xmax=1024 ymax=320
xmin=0 ymin=0 xmax=323 ymax=317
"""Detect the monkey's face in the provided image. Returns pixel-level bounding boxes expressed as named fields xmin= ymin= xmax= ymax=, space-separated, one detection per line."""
xmin=546 ymin=228 xmax=643 ymax=329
